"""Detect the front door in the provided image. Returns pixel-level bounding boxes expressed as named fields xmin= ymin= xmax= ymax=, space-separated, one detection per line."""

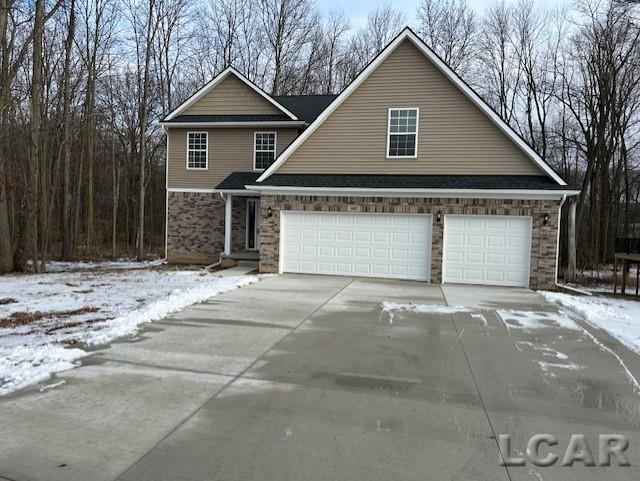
xmin=246 ymin=199 xmax=260 ymax=250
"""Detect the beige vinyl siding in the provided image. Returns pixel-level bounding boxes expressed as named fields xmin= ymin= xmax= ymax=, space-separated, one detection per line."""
xmin=278 ymin=40 xmax=543 ymax=176
xmin=183 ymin=75 xmax=283 ymax=116
xmin=168 ymin=128 xmax=299 ymax=189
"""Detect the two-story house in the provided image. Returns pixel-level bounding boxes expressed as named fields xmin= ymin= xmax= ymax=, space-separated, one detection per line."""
xmin=160 ymin=27 xmax=578 ymax=289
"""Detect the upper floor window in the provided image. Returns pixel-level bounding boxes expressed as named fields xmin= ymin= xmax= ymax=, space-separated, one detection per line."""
xmin=387 ymin=108 xmax=418 ymax=158
xmin=187 ymin=132 xmax=208 ymax=169
xmin=254 ymin=132 xmax=276 ymax=170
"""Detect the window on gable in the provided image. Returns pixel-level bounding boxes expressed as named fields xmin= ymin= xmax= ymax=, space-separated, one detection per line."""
xmin=387 ymin=108 xmax=418 ymax=158
xmin=254 ymin=132 xmax=276 ymax=170
xmin=187 ymin=132 xmax=208 ymax=169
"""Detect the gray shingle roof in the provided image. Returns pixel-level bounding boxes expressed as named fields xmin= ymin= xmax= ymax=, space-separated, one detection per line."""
xmin=273 ymin=95 xmax=338 ymax=123
xmin=216 ymin=172 xmax=262 ymax=190
xmin=251 ymin=174 xmax=569 ymax=190
xmin=217 ymin=173 xmax=570 ymax=191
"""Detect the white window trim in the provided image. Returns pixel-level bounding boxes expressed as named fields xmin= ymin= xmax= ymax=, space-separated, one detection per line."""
xmin=245 ymin=198 xmax=259 ymax=250
xmin=186 ymin=131 xmax=208 ymax=170
xmin=386 ymin=107 xmax=419 ymax=159
xmin=253 ymin=131 xmax=277 ymax=171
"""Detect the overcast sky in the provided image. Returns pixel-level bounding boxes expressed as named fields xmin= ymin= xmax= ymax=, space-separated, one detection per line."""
xmin=315 ymin=0 xmax=569 ymax=28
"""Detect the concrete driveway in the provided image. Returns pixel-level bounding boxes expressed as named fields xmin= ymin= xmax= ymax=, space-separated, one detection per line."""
xmin=1 ymin=275 xmax=639 ymax=480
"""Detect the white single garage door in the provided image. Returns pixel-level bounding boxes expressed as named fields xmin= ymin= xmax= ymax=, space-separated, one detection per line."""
xmin=443 ymin=215 xmax=532 ymax=287
xmin=281 ymin=211 xmax=432 ymax=281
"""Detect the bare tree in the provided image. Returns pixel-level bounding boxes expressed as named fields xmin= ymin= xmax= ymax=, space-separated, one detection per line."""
xmin=416 ymin=0 xmax=477 ymax=75
xmin=258 ymin=0 xmax=319 ymax=94
xmin=320 ymin=9 xmax=350 ymax=94
xmin=559 ymin=0 xmax=640 ymax=266
xmin=346 ymin=4 xmax=405 ymax=79
xmin=127 ymin=0 xmax=160 ymax=259
xmin=476 ymin=1 xmax=520 ymax=123
xmin=61 ymin=0 xmax=76 ymax=260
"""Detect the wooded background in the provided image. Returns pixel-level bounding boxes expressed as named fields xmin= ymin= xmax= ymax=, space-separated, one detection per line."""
xmin=0 ymin=0 xmax=639 ymax=275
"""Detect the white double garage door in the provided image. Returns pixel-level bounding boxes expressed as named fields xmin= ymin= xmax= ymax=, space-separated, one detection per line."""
xmin=280 ymin=211 xmax=533 ymax=287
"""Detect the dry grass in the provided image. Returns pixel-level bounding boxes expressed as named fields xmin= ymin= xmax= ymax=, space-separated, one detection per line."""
xmin=576 ymin=272 xmax=640 ymax=292
xmin=0 ymin=306 xmax=99 ymax=329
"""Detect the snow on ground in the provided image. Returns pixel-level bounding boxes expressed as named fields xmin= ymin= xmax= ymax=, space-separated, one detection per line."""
xmin=41 ymin=258 xmax=164 ymax=273
xmin=381 ymin=302 xmax=470 ymax=315
xmin=542 ymin=291 xmax=640 ymax=355
xmin=496 ymin=309 xmax=579 ymax=332
xmin=0 ymin=267 xmax=258 ymax=396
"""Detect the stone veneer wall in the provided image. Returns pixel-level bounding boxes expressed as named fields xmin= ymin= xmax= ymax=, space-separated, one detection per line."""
xmin=259 ymin=195 xmax=561 ymax=289
xmin=167 ymin=192 xmax=224 ymax=263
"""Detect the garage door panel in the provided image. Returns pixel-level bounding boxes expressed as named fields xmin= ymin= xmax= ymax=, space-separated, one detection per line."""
xmin=487 ymin=236 xmax=506 ymax=247
xmin=444 ymin=215 xmax=531 ymax=288
xmin=486 ymin=271 xmax=506 ymax=283
xmin=486 ymin=253 xmax=505 ymax=265
xmin=282 ymin=212 xmax=431 ymax=281
xmin=336 ymin=230 xmax=352 ymax=241
xmin=318 ymin=246 xmax=334 ymax=256
xmin=355 ymin=231 xmax=371 ymax=242
xmin=318 ymin=230 xmax=335 ymax=241
xmin=466 ymin=235 xmax=485 ymax=247
xmin=302 ymin=230 xmax=317 ymax=240
xmin=393 ymin=232 xmax=410 ymax=243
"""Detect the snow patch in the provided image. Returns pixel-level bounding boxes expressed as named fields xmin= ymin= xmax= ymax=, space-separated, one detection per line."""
xmin=515 ymin=341 xmax=568 ymax=360
xmin=0 ymin=344 xmax=87 ymax=395
xmin=536 ymin=360 xmax=583 ymax=372
xmin=0 ymin=269 xmax=257 ymax=395
xmin=43 ymin=259 xmax=163 ymax=273
xmin=39 ymin=379 xmax=66 ymax=392
xmin=497 ymin=309 xmax=579 ymax=331
xmin=382 ymin=302 xmax=470 ymax=315
xmin=541 ymin=291 xmax=640 ymax=355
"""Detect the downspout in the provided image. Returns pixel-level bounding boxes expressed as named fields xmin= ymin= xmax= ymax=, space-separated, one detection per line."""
xmin=162 ymin=125 xmax=169 ymax=263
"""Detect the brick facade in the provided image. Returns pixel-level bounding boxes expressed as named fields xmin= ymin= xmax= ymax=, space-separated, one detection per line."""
xmin=258 ymin=195 xmax=561 ymax=289
xmin=167 ymin=192 xmax=224 ymax=264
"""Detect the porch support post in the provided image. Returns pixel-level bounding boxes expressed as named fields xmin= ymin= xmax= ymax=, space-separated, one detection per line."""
xmin=224 ymin=194 xmax=232 ymax=255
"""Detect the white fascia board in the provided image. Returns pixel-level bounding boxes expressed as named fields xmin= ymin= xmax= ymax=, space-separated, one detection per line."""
xmin=160 ymin=121 xmax=306 ymax=128
xmin=164 ymin=67 xmax=299 ymax=121
xmin=247 ymin=185 xmax=581 ymax=200
xmin=167 ymin=188 xmax=217 ymax=193
xmin=215 ymin=189 xmax=260 ymax=196
xmin=257 ymin=27 xmax=567 ymax=187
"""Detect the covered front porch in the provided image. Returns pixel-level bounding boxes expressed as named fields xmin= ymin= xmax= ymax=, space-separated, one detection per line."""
xmin=220 ymin=192 xmax=261 ymax=262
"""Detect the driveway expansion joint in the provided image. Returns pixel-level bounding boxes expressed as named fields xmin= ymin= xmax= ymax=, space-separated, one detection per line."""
xmin=442 ymin=286 xmax=514 ymax=481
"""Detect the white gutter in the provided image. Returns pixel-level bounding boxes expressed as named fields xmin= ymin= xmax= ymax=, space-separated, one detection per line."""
xmin=247 ymin=185 xmax=581 ymax=200
xmin=215 ymin=189 xmax=260 ymax=195
xmin=159 ymin=121 xmax=306 ymax=128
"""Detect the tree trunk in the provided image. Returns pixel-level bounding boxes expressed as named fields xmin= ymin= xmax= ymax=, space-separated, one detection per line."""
xmin=61 ymin=0 xmax=75 ymax=260
xmin=111 ymin=133 xmax=119 ymax=259
xmin=84 ymin=82 xmax=95 ymax=254
xmin=22 ymin=0 xmax=45 ymax=272
xmin=567 ymin=199 xmax=577 ymax=283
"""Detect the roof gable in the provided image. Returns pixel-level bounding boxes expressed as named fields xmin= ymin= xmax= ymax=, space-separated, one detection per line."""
xmin=164 ymin=67 xmax=298 ymax=121
xmin=258 ymin=28 xmax=566 ymax=186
